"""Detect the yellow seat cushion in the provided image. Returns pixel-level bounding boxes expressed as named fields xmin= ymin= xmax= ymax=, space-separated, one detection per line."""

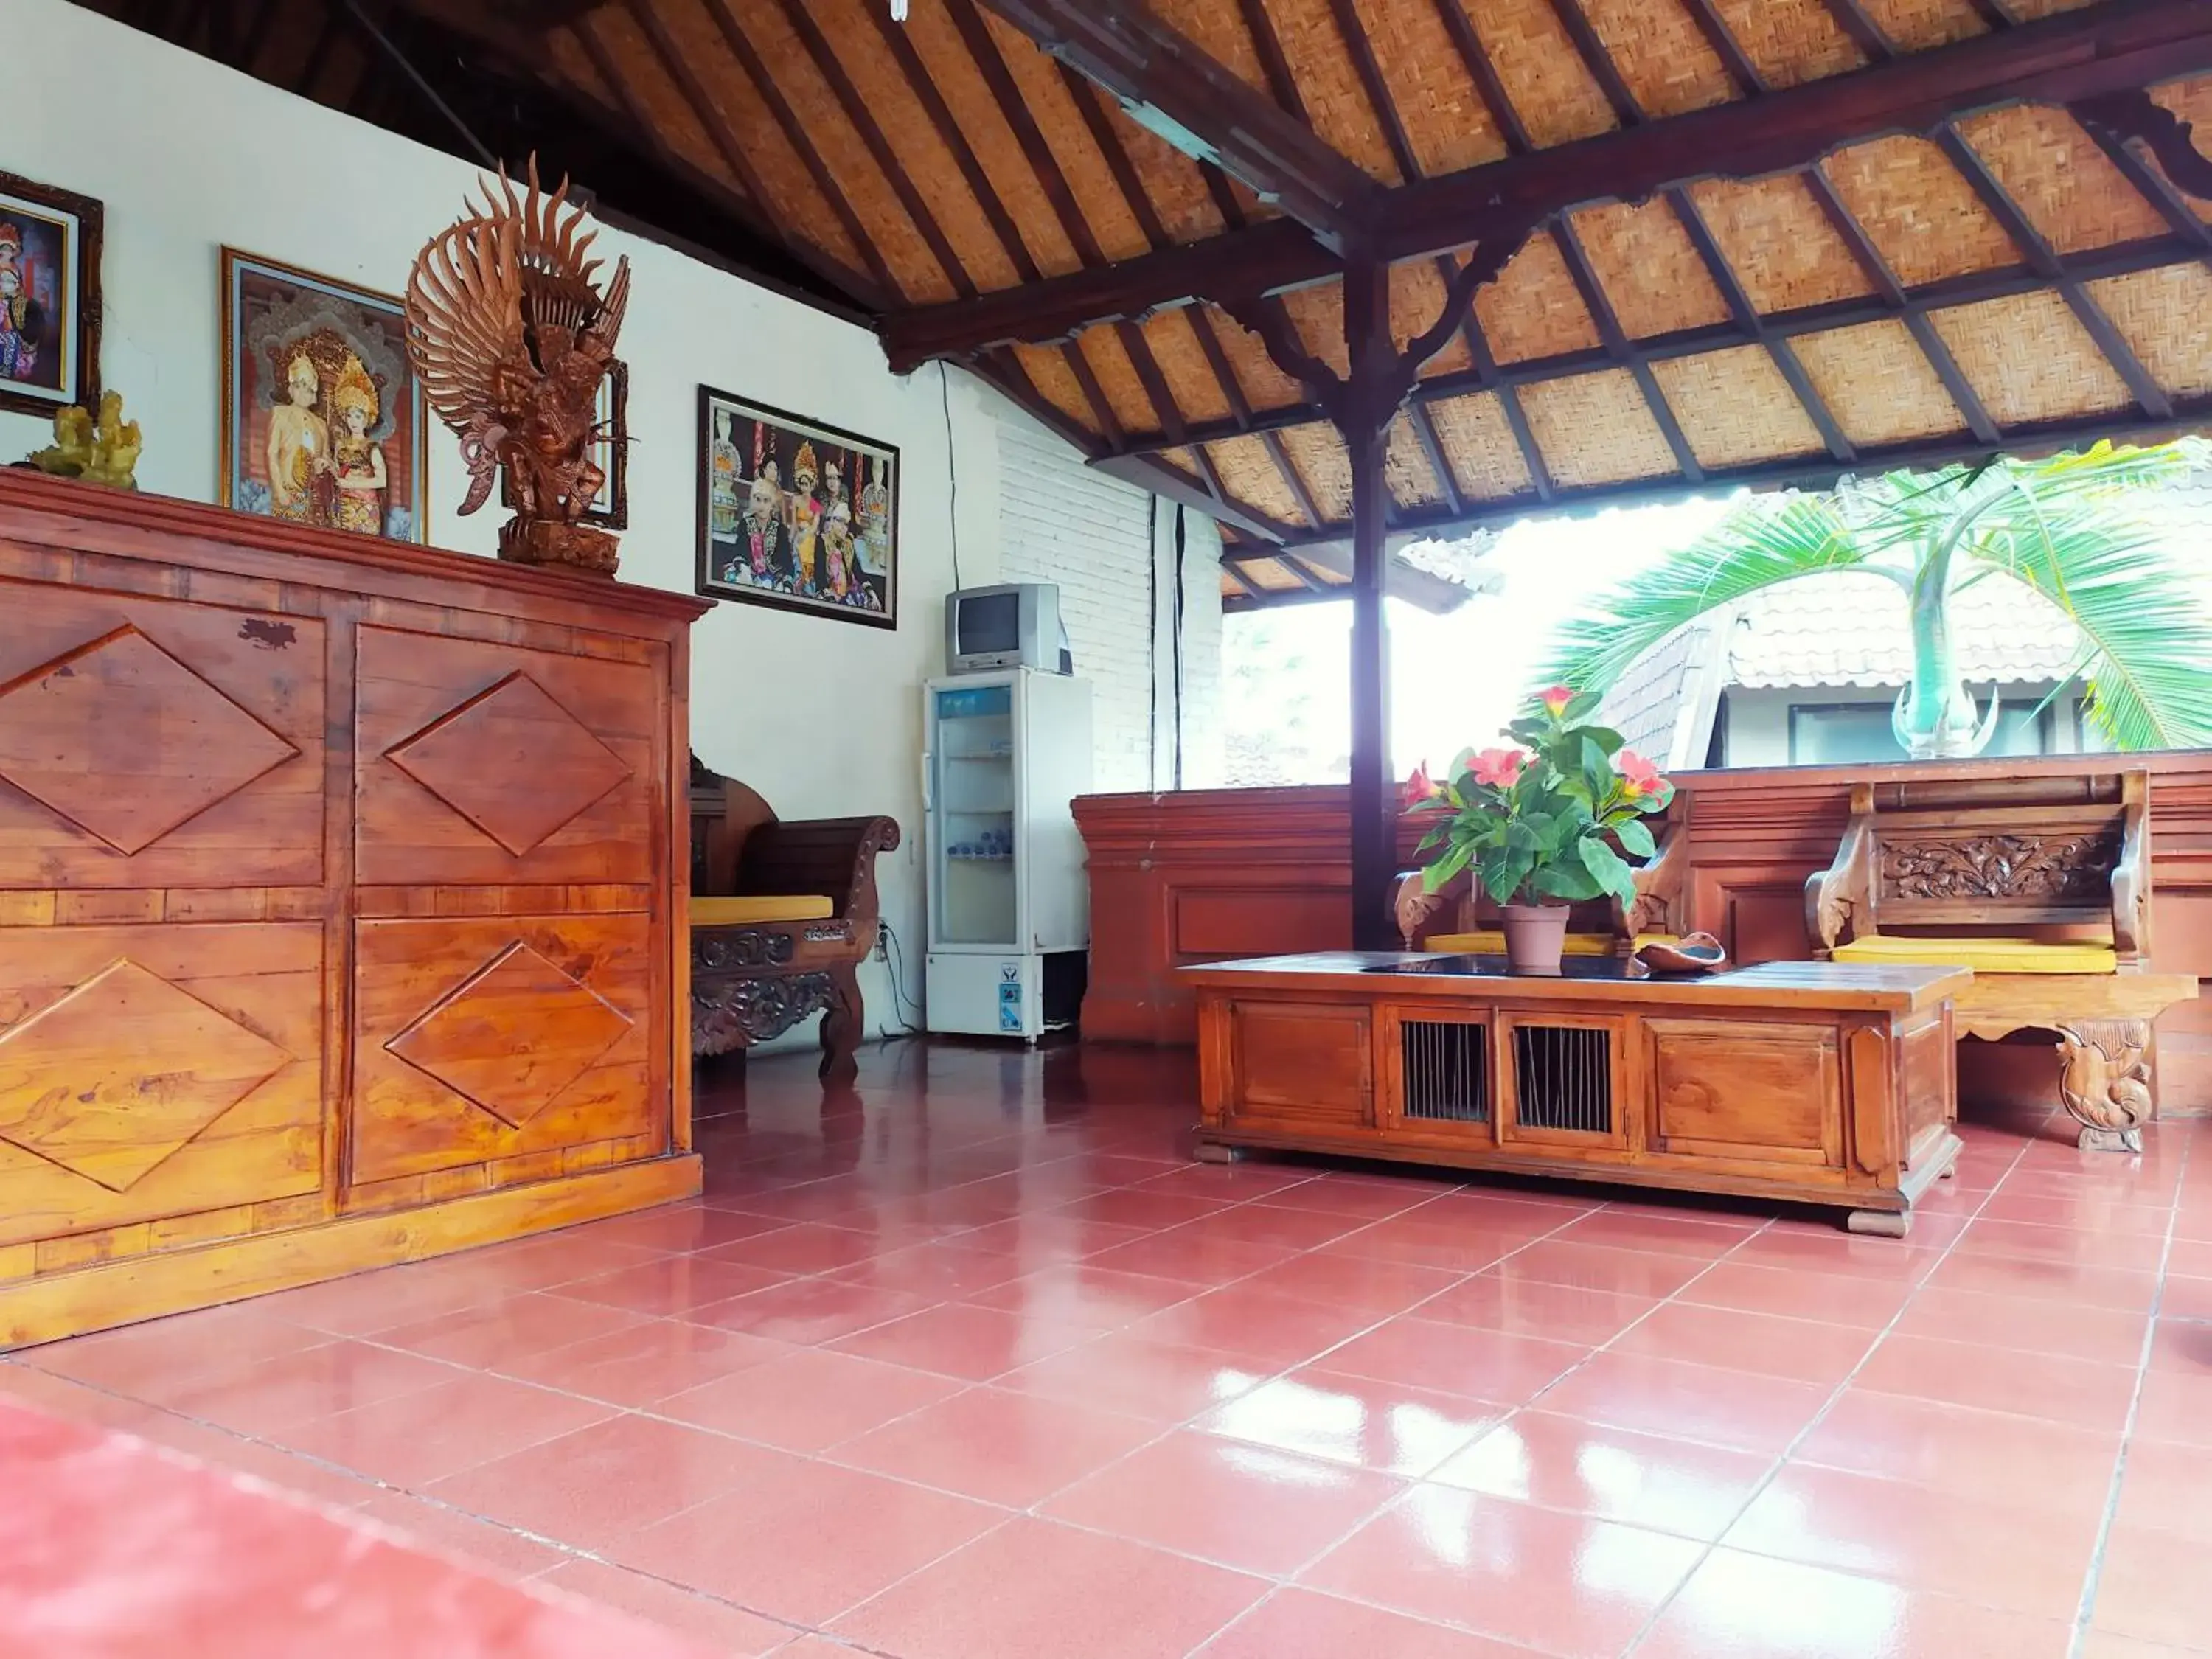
xmin=1428 ymin=931 xmax=1677 ymax=957
xmin=1834 ymin=936 xmax=2118 ymax=975
xmin=689 ymin=895 xmax=836 ymax=926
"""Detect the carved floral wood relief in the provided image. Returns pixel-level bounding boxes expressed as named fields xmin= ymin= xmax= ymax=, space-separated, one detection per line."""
xmin=1879 ymin=830 xmax=2119 ymax=902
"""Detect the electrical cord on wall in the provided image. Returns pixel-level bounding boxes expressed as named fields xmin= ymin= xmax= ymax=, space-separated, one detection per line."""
xmin=877 ymin=921 xmax=925 ymax=1036
xmin=940 ymin=362 xmax=963 ymax=591
xmin=1172 ymin=504 xmax=1187 ymax=789
xmin=1147 ymin=497 xmax=1161 ymax=788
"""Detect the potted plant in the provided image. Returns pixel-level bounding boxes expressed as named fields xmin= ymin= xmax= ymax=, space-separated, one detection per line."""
xmin=1402 ymin=686 xmax=1674 ymax=973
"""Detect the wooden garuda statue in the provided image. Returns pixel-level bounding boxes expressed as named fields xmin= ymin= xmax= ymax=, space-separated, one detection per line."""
xmin=405 ymin=158 xmax=629 ymax=574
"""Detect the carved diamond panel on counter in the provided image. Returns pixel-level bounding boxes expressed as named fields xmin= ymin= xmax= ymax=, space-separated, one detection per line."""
xmin=384 ymin=672 xmax=633 ymax=856
xmin=0 ymin=626 xmax=301 ymax=855
xmin=0 ymin=961 xmax=290 ymax=1192
xmin=386 ymin=942 xmax=633 ymax=1128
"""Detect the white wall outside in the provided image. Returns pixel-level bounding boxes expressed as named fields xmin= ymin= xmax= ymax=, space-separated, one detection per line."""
xmin=993 ymin=405 xmax=1224 ymax=792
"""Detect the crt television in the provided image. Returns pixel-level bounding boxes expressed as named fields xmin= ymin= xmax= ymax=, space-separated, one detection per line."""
xmin=945 ymin=582 xmax=1073 ymax=675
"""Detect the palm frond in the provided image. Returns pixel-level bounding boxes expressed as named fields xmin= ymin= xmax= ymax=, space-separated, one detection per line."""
xmin=1978 ymin=499 xmax=2212 ymax=751
xmin=1539 ymin=494 xmax=1885 ymax=695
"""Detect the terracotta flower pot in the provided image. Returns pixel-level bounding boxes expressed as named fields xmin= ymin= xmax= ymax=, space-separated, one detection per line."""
xmin=1500 ymin=902 xmax=1571 ymax=974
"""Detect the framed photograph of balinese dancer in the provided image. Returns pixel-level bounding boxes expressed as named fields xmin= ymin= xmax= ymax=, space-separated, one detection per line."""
xmin=0 ymin=169 xmax=102 ymax=420
xmin=696 ymin=386 xmax=897 ymax=630
xmin=220 ymin=248 xmax=428 ymax=542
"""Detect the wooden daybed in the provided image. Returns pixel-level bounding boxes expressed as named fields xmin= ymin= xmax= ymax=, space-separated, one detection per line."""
xmin=688 ymin=755 xmax=899 ymax=1083
xmin=1806 ymin=769 xmax=2197 ymax=1149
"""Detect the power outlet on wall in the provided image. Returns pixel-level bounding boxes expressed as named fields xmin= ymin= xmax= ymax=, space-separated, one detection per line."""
xmin=873 ymin=935 xmax=888 ymax=962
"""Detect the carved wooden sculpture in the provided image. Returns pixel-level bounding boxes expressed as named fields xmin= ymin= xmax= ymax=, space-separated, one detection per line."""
xmin=2057 ymin=1020 xmax=2156 ymax=1152
xmin=406 ymin=159 xmax=629 ymax=574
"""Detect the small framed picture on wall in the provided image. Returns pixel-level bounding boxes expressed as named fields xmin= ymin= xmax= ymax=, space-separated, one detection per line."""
xmin=697 ymin=386 xmax=897 ymax=630
xmin=220 ymin=248 xmax=429 ymax=542
xmin=0 ymin=168 xmax=102 ymax=420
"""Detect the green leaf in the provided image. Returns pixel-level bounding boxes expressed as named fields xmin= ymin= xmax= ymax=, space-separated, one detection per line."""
xmin=1422 ymin=844 xmax=1472 ymax=893
xmin=1578 ymin=835 xmax=1638 ymax=906
xmin=1613 ymin=816 xmax=1656 ymax=858
xmin=1579 ymin=725 xmax=1626 ymax=756
xmin=1531 ymin=863 xmax=1601 ymax=902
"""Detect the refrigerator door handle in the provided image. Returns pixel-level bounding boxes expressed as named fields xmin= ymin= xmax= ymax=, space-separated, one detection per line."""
xmin=919 ymin=750 xmax=932 ymax=811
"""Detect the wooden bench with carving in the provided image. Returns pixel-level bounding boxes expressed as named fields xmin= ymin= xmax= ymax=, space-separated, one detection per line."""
xmin=1805 ymin=769 xmax=2198 ymax=1150
xmin=689 ymin=755 xmax=900 ymax=1083
xmin=1391 ymin=810 xmax=1688 ymax=957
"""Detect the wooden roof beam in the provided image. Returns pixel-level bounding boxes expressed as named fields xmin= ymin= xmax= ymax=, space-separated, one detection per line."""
xmin=970 ymin=0 xmax=1376 ymax=250
xmin=880 ymin=0 xmax=2212 ymax=368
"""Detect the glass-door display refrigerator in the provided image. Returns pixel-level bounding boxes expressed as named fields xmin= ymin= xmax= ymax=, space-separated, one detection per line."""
xmin=922 ymin=669 xmax=1093 ymax=1038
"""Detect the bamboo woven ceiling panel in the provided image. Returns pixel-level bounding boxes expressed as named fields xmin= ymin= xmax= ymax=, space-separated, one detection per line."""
xmin=1930 ymin=291 xmax=2136 ymax=427
xmin=1857 ymin=0 xmax=1989 ymax=49
xmin=1141 ymin=311 xmax=1235 ymax=426
xmin=1395 ymin=261 xmax=1474 ymax=379
xmin=900 ymin=1 xmax=1082 ymax=278
xmin=975 ymin=9 xmax=1152 ymax=263
xmin=1207 ymin=306 xmax=1308 ymax=412
xmin=1144 ymin=0 xmax=1269 ymax=94
xmin=1790 ymin=320 xmax=1966 ymax=449
xmin=1283 ymin=286 xmax=1354 ymax=381
xmin=1708 ymin=0 xmax=1866 ymax=89
xmin=1277 ymin=422 xmax=1355 ymax=521
xmin=813 ymin=0 xmax=1024 ymax=292
xmin=1519 ymin=370 xmax=1681 ymax=487
xmin=1568 ymin=202 xmax=1732 ymax=339
xmin=1955 ymin=105 xmax=2169 ymax=253
xmin=1652 ymin=345 xmax=1829 ymax=469
xmin=1384 ymin=414 xmax=1447 ymax=508
xmin=1684 ymin=178 xmax=1875 ymax=313
xmin=1426 ymin=392 xmax=1539 ymax=502
xmin=1101 ymin=100 xmax=1229 ymax=246
xmin=1456 ymin=0 xmax=1616 ymax=145
xmin=583 ymin=10 xmax=746 ymax=201
xmin=1260 ymin=0 xmax=1408 ymax=182
xmin=1206 ymin=435 xmax=1312 ymax=527
xmin=1011 ymin=345 xmax=1098 ymax=434
xmin=1578 ymin=0 xmax=1734 ymax=118
xmin=2152 ymin=79 xmax=2212 ymax=201
xmin=2086 ymin=264 xmax=2212 ymax=398
xmin=1477 ymin=236 xmax=1602 ymax=364
xmin=1820 ymin=135 xmax=2020 ymax=286
xmin=1073 ymin=326 xmax=1160 ymax=437
xmin=1347 ymin=0 xmax=1506 ymax=175
xmin=717 ymin=0 xmax=951 ymax=303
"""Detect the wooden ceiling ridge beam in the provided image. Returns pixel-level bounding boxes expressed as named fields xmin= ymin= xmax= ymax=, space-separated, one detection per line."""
xmin=970 ymin=0 xmax=1376 ymax=248
xmin=879 ymin=0 xmax=2212 ymax=369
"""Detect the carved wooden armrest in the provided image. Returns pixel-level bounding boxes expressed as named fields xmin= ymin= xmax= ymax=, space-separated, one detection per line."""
xmin=1617 ymin=819 xmax=1686 ymax=942
xmin=1805 ymin=786 xmax=1877 ymax=953
xmin=2112 ymin=772 xmax=2150 ymax=961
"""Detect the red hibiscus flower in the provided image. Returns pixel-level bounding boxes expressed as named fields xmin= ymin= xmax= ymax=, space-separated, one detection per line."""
xmin=1471 ymin=747 xmax=1527 ymax=789
xmin=1538 ymin=684 xmax=1576 ymax=717
xmin=1617 ymin=749 xmax=1666 ymax=799
xmin=1401 ymin=762 xmax=1446 ymax=809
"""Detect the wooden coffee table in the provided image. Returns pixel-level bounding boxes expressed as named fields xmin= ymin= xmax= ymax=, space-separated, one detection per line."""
xmin=1186 ymin=953 xmax=1969 ymax=1235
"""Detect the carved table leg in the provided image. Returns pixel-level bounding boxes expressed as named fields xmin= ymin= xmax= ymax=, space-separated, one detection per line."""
xmin=1845 ymin=1208 xmax=1912 ymax=1239
xmin=818 ymin=961 xmax=862 ymax=1085
xmin=2057 ymin=1019 xmax=2153 ymax=1153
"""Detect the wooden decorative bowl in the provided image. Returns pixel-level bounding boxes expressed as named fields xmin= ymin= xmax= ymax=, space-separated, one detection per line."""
xmin=1637 ymin=933 xmax=1728 ymax=975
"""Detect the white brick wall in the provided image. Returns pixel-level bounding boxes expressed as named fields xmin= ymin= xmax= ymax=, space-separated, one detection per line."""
xmin=996 ymin=416 xmax=1225 ymax=790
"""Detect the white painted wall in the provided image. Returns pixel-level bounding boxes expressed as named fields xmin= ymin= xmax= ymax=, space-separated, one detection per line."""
xmin=995 ymin=406 xmax=1225 ymax=791
xmin=4 ymin=0 xmax=1020 ymax=1039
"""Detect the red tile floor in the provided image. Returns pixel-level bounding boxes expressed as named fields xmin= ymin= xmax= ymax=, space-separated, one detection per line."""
xmin=6 ymin=1039 xmax=2212 ymax=1659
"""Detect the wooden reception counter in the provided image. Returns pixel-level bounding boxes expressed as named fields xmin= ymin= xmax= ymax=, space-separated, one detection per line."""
xmin=0 ymin=473 xmax=707 ymax=1346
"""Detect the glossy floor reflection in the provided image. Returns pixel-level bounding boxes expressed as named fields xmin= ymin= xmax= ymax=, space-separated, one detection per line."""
xmin=6 ymin=1039 xmax=2211 ymax=1658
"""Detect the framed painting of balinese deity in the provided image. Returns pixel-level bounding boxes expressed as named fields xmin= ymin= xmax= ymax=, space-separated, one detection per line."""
xmin=220 ymin=248 xmax=428 ymax=542
xmin=0 ymin=169 xmax=102 ymax=420
xmin=696 ymin=386 xmax=897 ymax=630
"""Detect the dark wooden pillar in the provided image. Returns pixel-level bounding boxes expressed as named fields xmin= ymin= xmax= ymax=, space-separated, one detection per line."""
xmin=1340 ymin=260 xmax=1397 ymax=950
